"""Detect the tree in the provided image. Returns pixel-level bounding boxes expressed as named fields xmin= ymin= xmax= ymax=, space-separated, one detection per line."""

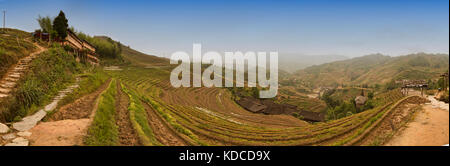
xmin=368 ymin=91 xmax=374 ymax=99
xmin=37 ymin=15 xmax=53 ymax=33
xmin=53 ymin=10 xmax=69 ymax=40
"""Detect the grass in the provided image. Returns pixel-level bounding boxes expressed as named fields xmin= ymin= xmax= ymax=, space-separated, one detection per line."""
xmin=121 ymin=83 xmax=162 ymax=146
xmin=0 ymin=44 xmax=83 ymax=122
xmin=0 ymin=28 xmax=36 ymax=79
xmin=58 ymin=68 xmax=110 ymax=107
xmin=98 ymin=37 xmax=427 ymax=146
xmin=85 ymin=79 xmax=119 ymax=146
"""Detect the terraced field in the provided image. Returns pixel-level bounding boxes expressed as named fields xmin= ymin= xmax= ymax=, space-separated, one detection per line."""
xmin=105 ymin=66 xmax=426 ymax=146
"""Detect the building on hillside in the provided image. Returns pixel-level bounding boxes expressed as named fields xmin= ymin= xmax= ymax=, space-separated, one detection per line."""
xmin=32 ymin=29 xmax=99 ymax=65
xmin=355 ymin=89 xmax=367 ymax=109
xmin=31 ymin=30 xmax=50 ymax=41
xmin=355 ymin=96 xmax=368 ymax=109
xmin=64 ymin=29 xmax=99 ymax=65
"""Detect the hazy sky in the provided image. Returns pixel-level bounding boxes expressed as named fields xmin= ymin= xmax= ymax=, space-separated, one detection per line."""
xmin=1 ymin=0 xmax=449 ymax=58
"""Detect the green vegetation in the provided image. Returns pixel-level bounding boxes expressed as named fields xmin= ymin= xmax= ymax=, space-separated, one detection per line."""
xmin=77 ymin=33 xmax=123 ymax=62
xmin=53 ymin=11 xmax=69 ymax=40
xmin=120 ymin=44 xmax=168 ymax=67
xmin=58 ymin=69 xmax=110 ymax=107
xmin=0 ymin=44 xmax=82 ymax=122
xmin=439 ymin=92 xmax=449 ymax=103
xmin=85 ymin=79 xmax=119 ymax=146
xmin=101 ymin=40 xmax=419 ymax=146
xmin=323 ymin=88 xmax=376 ymax=120
xmin=36 ymin=15 xmax=53 ymax=33
xmin=0 ymin=29 xmax=36 ymax=78
xmin=35 ymin=11 xmax=68 ymax=41
xmin=121 ymin=84 xmax=161 ymax=146
xmin=291 ymin=53 xmax=449 ymax=88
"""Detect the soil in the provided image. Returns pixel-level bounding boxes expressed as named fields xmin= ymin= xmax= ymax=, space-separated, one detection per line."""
xmin=356 ymin=96 xmax=429 ymax=146
xmin=50 ymin=79 xmax=112 ymax=121
xmin=28 ymin=79 xmax=112 ymax=146
xmin=385 ymin=104 xmax=449 ymax=146
xmin=28 ymin=119 xmax=90 ymax=146
xmin=115 ymin=81 xmax=140 ymax=146
xmin=141 ymin=100 xmax=187 ymax=146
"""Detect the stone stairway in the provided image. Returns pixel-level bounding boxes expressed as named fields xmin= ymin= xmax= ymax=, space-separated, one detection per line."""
xmin=0 ymin=77 xmax=80 ymax=146
xmin=0 ymin=43 xmax=45 ymax=98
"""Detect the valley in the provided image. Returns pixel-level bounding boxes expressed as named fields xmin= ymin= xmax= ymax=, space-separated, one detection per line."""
xmin=0 ymin=26 xmax=448 ymax=146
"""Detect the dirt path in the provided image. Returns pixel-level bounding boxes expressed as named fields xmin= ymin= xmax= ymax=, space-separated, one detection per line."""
xmin=28 ymin=79 xmax=112 ymax=146
xmin=0 ymin=42 xmax=46 ymax=99
xmin=115 ymin=81 xmax=140 ymax=146
xmin=141 ymin=100 xmax=187 ymax=146
xmin=385 ymin=98 xmax=449 ymax=146
xmin=28 ymin=119 xmax=90 ymax=146
xmin=50 ymin=79 xmax=112 ymax=121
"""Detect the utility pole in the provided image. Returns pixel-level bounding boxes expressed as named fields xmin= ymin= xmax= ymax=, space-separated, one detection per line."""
xmin=2 ymin=10 xmax=5 ymax=33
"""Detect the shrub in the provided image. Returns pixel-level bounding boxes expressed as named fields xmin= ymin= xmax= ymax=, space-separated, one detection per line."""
xmin=1 ymin=45 xmax=82 ymax=121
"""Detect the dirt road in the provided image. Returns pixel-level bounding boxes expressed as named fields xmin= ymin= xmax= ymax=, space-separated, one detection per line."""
xmin=28 ymin=79 xmax=112 ymax=146
xmin=385 ymin=96 xmax=449 ymax=146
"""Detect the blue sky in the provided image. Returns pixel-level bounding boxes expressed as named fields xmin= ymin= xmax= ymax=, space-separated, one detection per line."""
xmin=1 ymin=0 xmax=448 ymax=58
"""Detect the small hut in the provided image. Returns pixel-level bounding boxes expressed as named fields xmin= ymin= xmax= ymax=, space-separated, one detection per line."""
xmin=355 ymin=89 xmax=367 ymax=109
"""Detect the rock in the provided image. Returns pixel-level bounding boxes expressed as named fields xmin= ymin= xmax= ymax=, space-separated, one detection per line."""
xmin=12 ymin=110 xmax=47 ymax=131
xmin=17 ymin=131 xmax=32 ymax=137
xmin=44 ymin=100 xmax=59 ymax=112
xmin=2 ymin=133 xmax=16 ymax=140
xmin=4 ymin=139 xmax=29 ymax=146
xmin=0 ymin=123 xmax=9 ymax=134
xmin=12 ymin=137 xmax=28 ymax=143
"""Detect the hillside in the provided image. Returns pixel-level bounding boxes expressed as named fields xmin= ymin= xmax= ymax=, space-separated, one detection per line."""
xmin=0 ymin=29 xmax=37 ymax=79
xmin=279 ymin=54 xmax=348 ymax=73
xmin=1 ymin=28 xmax=446 ymax=147
xmin=88 ymin=36 xmax=169 ymax=67
xmin=120 ymin=44 xmax=169 ymax=67
xmin=290 ymin=53 xmax=449 ymax=88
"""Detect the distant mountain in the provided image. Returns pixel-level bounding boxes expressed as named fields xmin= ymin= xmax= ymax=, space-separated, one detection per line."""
xmin=92 ymin=36 xmax=169 ymax=67
xmin=279 ymin=54 xmax=348 ymax=73
xmin=290 ymin=53 xmax=449 ymax=88
xmin=120 ymin=44 xmax=169 ymax=67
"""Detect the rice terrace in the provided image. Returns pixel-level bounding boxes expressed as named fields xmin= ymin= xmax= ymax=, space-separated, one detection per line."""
xmin=0 ymin=0 xmax=449 ymax=148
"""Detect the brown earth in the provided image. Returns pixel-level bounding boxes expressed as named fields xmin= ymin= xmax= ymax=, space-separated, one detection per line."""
xmin=385 ymin=104 xmax=449 ymax=146
xmin=50 ymin=79 xmax=112 ymax=121
xmin=115 ymin=81 xmax=140 ymax=146
xmin=28 ymin=79 xmax=112 ymax=146
xmin=141 ymin=100 xmax=187 ymax=146
xmin=28 ymin=119 xmax=90 ymax=146
xmin=355 ymin=96 xmax=429 ymax=146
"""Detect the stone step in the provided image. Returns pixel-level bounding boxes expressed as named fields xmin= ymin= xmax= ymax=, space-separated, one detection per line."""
xmin=1 ymin=133 xmax=16 ymax=140
xmin=0 ymin=93 xmax=9 ymax=98
xmin=0 ymin=122 xmax=9 ymax=134
xmin=4 ymin=77 xmax=19 ymax=82
xmin=12 ymin=69 xmax=26 ymax=73
xmin=0 ymin=87 xmax=11 ymax=94
xmin=0 ymin=82 xmax=16 ymax=88
xmin=13 ymin=67 xmax=26 ymax=70
xmin=9 ymin=74 xmax=21 ymax=78
xmin=18 ymin=61 xmax=30 ymax=64
xmin=14 ymin=66 xmax=27 ymax=70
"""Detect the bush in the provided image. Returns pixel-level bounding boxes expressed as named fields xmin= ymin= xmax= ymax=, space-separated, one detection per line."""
xmin=85 ymin=79 xmax=118 ymax=146
xmin=1 ymin=45 xmax=82 ymax=121
xmin=76 ymin=32 xmax=122 ymax=59
xmin=439 ymin=93 xmax=449 ymax=103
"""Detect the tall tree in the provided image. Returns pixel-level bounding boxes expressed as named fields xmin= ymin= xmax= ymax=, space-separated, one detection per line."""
xmin=36 ymin=15 xmax=53 ymax=33
xmin=53 ymin=10 xmax=69 ymax=40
